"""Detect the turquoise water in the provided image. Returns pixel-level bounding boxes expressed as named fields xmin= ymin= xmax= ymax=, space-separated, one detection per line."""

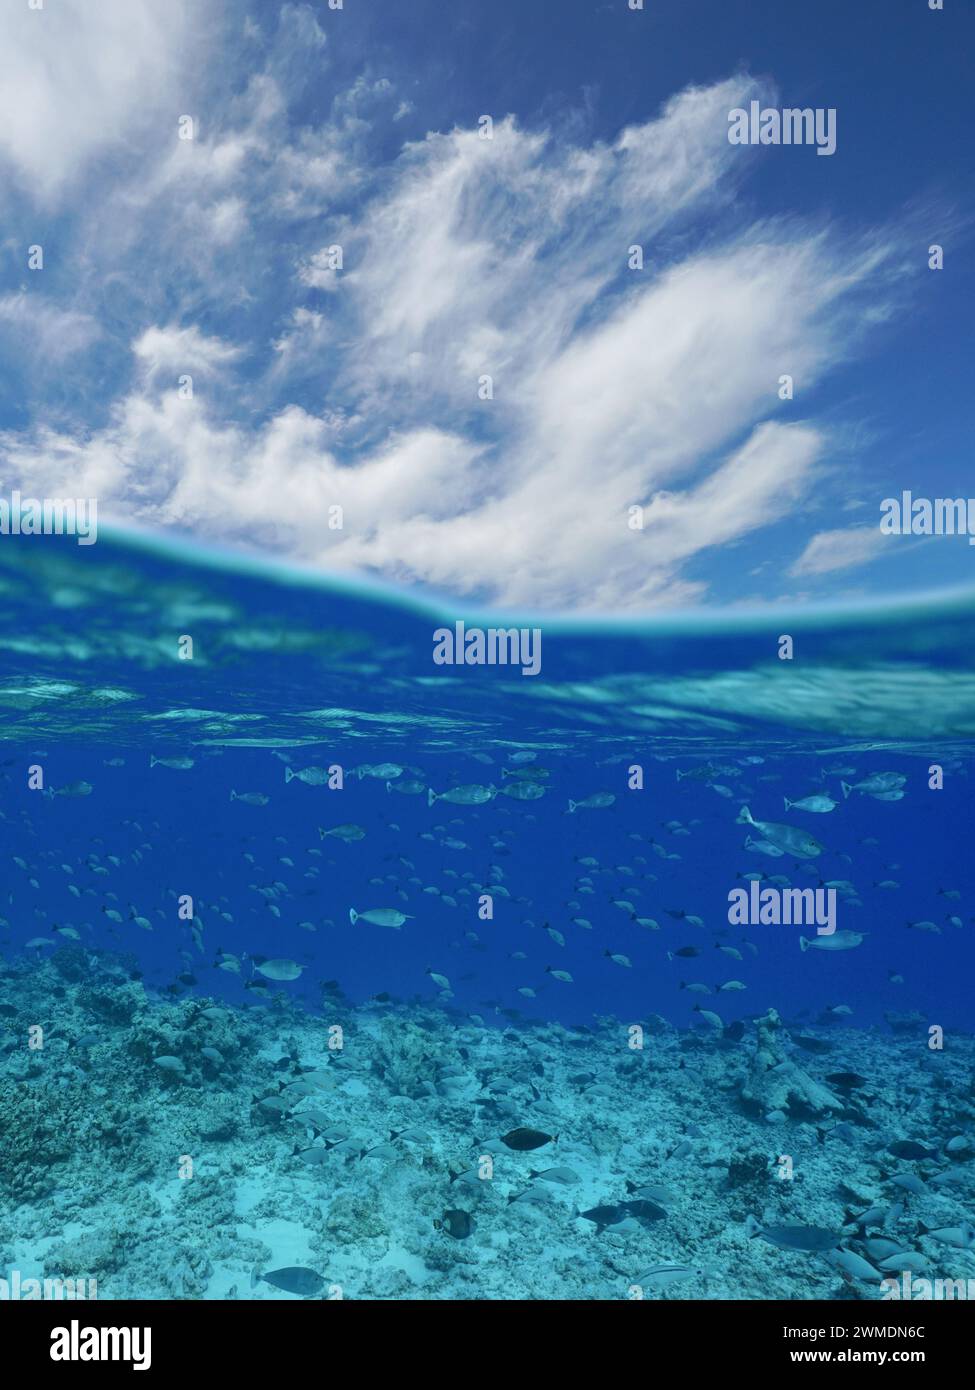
xmin=1 ymin=530 xmax=974 ymax=1300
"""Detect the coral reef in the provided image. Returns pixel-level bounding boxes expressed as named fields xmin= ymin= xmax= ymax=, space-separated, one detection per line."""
xmin=740 ymin=1009 xmax=843 ymax=1118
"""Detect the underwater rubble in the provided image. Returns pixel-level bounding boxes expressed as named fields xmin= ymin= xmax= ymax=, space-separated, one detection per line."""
xmin=2 ymin=947 xmax=974 ymax=1301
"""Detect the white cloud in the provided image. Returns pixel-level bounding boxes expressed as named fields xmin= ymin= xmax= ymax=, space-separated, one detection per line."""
xmin=0 ymin=292 xmax=98 ymax=361
xmin=0 ymin=48 xmax=902 ymax=610
xmin=789 ymin=525 xmax=888 ymax=577
xmin=0 ymin=0 xmax=192 ymax=202
xmin=132 ymin=325 xmax=244 ymax=382
xmin=330 ymin=78 xmax=769 ymax=414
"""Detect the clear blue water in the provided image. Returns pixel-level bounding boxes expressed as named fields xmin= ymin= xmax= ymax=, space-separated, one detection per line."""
xmin=2 ymin=529 xmax=974 ymax=1299
xmin=2 ymin=527 xmax=972 ymax=1033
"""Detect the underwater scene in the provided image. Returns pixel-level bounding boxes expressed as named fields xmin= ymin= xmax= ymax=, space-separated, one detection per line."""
xmin=1 ymin=530 xmax=974 ymax=1303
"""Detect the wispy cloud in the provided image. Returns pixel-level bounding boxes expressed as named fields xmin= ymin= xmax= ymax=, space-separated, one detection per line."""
xmin=0 ymin=6 xmax=908 ymax=611
xmin=790 ymin=525 xmax=888 ymax=578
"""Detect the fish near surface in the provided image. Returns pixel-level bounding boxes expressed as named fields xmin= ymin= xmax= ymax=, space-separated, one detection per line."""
xmin=784 ymin=794 xmax=837 ymax=813
xmin=567 ymin=793 xmax=616 ymax=812
xmin=349 ymin=906 xmax=412 ymax=928
xmin=319 ymin=823 xmax=366 ymax=841
xmin=799 ymin=931 xmax=866 ymax=953
xmin=737 ymin=806 xmax=823 ymax=859
xmin=427 ymin=784 xmax=496 ymax=806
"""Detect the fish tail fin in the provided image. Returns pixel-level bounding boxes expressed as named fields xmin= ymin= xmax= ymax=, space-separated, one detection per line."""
xmin=567 ymin=800 xmax=577 ymax=813
xmin=149 ymin=755 xmax=157 ymax=768
xmin=916 ymin=1220 xmax=929 ymax=1236
xmin=799 ymin=936 xmax=810 ymax=952
xmin=841 ymin=781 xmax=852 ymax=799
xmin=427 ymin=788 xmax=437 ymax=807
xmin=230 ymin=789 xmax=237 ymax=801
xmin=349 ymin=908 xmax=358 ymax=925
xmin=501 ymin=768 xmax=510 ymax=778
xmin=250 ymin=1264 xmax=262 ymax=1289
xmin=783 ymin=798 xmax=792 ymax=811
xmin=285 ymin=768 xmax=295 ymax=783
xmin=736 ymin=805 xmax=753 ymax=825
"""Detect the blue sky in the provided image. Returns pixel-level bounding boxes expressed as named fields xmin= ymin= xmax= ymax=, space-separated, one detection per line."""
xmin=0 ymin=0 xmax=971 ymax=612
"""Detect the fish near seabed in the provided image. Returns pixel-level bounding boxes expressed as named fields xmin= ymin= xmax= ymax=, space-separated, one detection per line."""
xmin=633 ymin=1264 xmax=708 ymax=1294
xmin=746 ymin=1217 xmax=841 ymax=1253
xmin=500 ymin=1127 xmax=557 ymax=1151
xmin=435 ymin=1210 xmax=476 ymax=1239
xmin=250 ymin=1265 xmax=326 ymax=1297
xmin=252 ymin=957 xmax=305 ymax=981
xmin=579 ymin=1199 xmax=667 ymax=1232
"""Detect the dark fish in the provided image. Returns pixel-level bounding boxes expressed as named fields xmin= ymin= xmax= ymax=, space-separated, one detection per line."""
xmin=791 ymin=1033 xmax=833 ymax=1054
xmin=436 ymin=1209 xmax=475 ymax=1239
xmin=500 ymin=1127 xmax=557 ymax=1151
xmin=826 ymin=1071 xmax=868 ymax=1090
xmin=579 ymin=1199 xmax=666 ymax=1231
xmin=625 ymin=1199 xmax=668 ymax=1223
xmin=579 ymin=1204 xmax=630 ymax=1229
xmin=888 ymin=1141 xmax=937 ymax=1160
xmin=252 ymin=1265 xmax=326 ymax=1296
